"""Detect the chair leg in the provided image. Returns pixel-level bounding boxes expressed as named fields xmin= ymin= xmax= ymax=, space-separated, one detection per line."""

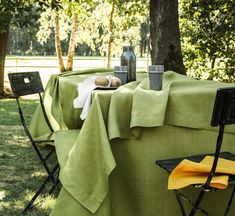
xmin=49 ymin=169 xmax=61 ymax=194
xmin=224 ymin=187 xmax=235 ymax=216
xmin=22 ymin=175 xmax=50 ymax=214
xmin=189 ymin=189 xmax=206 ymax=216
xmin=32 ymin=142 xmax=57 ymax=184
xmin=47 ymin=163 xmax=60 ymax=186
xmin=174 ymin=190 xmax=187 ymax=216
xmin=22 ymin=162 xmax=60 ymax=214
xmin=42 ymin=158 xmax=58 ymax=184
xmin=49 ymin=178 xmax=61 ymax=194
xmin=174 ymin=190 xmax=209 ymax=216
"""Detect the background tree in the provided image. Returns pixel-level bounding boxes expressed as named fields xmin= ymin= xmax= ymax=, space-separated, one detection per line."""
xmin=107 ymin=0 xmax=116 ymax=68
xmin=105 ymin=0 xmax=149 ymax=67
xmin=37 ymin=0 xmax=91 ymax=72
xmin=0 ymin=1 xmax=36 ymax=96
xmin=64 ymin=0 xmax=81 ymax=71
xmin=53 ymin=10 xmax=66 ymax=71
xmin=140 ymin=20 xmax=150 ymax=58
xmin=0 ymin=3 xmax=11 ymax=96
xmin=76 ymin=0 xmax=148 ymax=66
xmin=3 ymin=0 xmax=234 ymax=84
xmin=179 ymin=0 xmax=235 ymax=82
xmin=150 ymin=0 xmax=186 ymax=75
xmin=8 ymin=26 xmax=56 ymax=56
xmin=0 ymin=0 xmax=61 ymax=96
xmin=66 ymin=13 xmax=78 ymax=71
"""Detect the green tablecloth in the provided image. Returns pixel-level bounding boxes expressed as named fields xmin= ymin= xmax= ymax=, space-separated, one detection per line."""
xmin=29 ymin=69 xmax=235 ymax=215
xmin=29 ymin=68 xmax=114 ymax=135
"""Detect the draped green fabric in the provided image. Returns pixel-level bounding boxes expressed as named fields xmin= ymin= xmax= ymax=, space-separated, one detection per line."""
xmin=29 ymin=68 xmax=114 ymax=136
xmin=28 ymin=70 xmax=235 ymax=215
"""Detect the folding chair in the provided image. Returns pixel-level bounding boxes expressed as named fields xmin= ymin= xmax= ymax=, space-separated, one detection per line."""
xmin=8 ymin=71 xmax=60 ymax=213
xmin=156 ymin=87 xmax=235 ymax=216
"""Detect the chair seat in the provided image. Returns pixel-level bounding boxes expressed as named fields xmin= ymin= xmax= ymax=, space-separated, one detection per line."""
xmin=154 ymin=87 xmax=235 ymax=215
xmin=34 ymin=132 xmax=56 ymax=145
xmin=156 ymin=151 xmax=235 ymax=188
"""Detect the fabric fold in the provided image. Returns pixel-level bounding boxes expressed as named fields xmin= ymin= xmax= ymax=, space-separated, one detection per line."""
xmin=107 ymin=81 xmax=140 ymax=140
xmin=108 ymin=72 xmax=179 ymax=140
xmin=60 ymin=93 xmax=116 ymax=213
xmin=130 ymin=77 xmax=171 ymax=128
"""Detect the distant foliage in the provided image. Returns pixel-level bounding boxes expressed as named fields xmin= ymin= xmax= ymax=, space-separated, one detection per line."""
xmin=5 ymin=0 xmax=235 ymax=82
xmin=179 ymin=0 xmax=235 ymax=82
xmin=75 ymin=1 xmax=149 ymax=57
xmin=35 ymin=0 xmax=149 ymax=57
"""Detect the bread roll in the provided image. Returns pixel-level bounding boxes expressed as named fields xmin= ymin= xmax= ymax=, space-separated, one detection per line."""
xmin=111 ymin=77 xmax=121 ymax=87
xmin=95 ymin=77 xmax=109 ymax=86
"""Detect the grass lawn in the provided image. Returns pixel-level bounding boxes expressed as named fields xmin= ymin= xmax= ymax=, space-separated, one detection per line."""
xmin=0 ymin=99 xmax=57 ymax=216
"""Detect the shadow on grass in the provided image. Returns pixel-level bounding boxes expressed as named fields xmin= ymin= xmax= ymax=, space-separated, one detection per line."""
xmin=0 ymin=99 xmax=57 ymax=216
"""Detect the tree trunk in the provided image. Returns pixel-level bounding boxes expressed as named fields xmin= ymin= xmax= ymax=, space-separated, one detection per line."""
xmin=150 ymin=0 xmax=186 ymax=75
xmin=0 ymin=29 xmax=9 ymax=96
xmin=66 ymin=14 xmax=78 ymax=71
xmin=211 ymin=56 xmax=216 ymax=70
xmin=106 ymin=0 xmax=115 ymax=68
xmin=207 ymin=56 xmax=217 ymax=80
xmin=54 ymin=12 xmax=66 ymax=73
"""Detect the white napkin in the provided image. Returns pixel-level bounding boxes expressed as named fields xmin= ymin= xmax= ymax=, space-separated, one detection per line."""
xmin=73 ymin=75 xmax=112 ymax=120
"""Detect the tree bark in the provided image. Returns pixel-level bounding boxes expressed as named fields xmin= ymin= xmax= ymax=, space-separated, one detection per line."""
xmin=66 ymin=14 xmax=78 ymax=71
xmin=106 ymin=0 xmax=115 ymax=68
xmin=54 ymin=12 xmax=66 ymax=73
xmin=150 ymin=0 xmax=186 ymax=75
xmin=0 ymin=28 xmax=9 ymax=96
xmin=207 ymin=56 xmax=217 ymax=80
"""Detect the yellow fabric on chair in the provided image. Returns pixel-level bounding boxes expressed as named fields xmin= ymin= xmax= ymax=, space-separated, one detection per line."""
xmin=168 ymin=156 xmax=235 ymax=190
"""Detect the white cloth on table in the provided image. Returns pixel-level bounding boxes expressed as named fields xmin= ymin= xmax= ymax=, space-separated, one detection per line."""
xmin=73 ymin=75 xmax=112 ymax=120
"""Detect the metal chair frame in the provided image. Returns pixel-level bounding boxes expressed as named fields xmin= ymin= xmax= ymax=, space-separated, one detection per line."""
xmin=8 ymin=71 xmax=60 ymax=214
xmin=156 ymin=87 xmax=235 ymax=216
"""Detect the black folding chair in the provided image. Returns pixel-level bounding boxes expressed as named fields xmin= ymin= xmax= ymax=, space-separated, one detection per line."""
xmin=8 ymin=71 xmax=60 ymax=213
xmin=156 ymin=87 xmax=235 ymax=216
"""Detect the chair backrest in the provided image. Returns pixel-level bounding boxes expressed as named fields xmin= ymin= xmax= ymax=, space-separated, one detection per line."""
xmin=205 ymin=87 xmax=235 ymax=189
xmin=8 ymin=71 xmax=44 ymax=97
xmin=211 ymin=87 xmax=235 ymax=127
xmin=8 ymin=72 xmax=54 ymax=141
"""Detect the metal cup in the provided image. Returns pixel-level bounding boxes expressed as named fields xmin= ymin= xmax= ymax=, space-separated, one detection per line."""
xmin=114 ymin=66 xmax=128 ymax=85
xmin=148 ymin=65 xmax=164 ymax=91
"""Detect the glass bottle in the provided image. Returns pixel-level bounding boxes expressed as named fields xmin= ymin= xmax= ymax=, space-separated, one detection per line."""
xmin=120 ymin=46 xmax=136 ymax=82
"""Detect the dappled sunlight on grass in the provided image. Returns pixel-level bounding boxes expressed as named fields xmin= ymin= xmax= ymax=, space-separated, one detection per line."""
xmin=0 ymin=129 xmax=57 ymax=215
xmin=0 ymin=191 xmax=6 ymax=200
xmin=1 ymin=193 xmax=56 ymax=216
xmin=31 ymin=171 xmax=47 ymax=178
xmin=0 ymin=99 xmax=57 ymax=216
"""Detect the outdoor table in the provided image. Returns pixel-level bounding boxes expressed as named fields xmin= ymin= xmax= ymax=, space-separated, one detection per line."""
xmin=29 ymin=69 xmax=235 ymax=216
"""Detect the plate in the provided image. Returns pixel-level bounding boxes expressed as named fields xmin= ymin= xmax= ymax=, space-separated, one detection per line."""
xmin=94 ymin=86 xmax=118 ymax=90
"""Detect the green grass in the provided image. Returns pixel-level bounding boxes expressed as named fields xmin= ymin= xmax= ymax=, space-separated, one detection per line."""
xmin=0 ymin=99 xmax=57 ymax=216
xmin=0 ymin=99 xmax=39 ymax=125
